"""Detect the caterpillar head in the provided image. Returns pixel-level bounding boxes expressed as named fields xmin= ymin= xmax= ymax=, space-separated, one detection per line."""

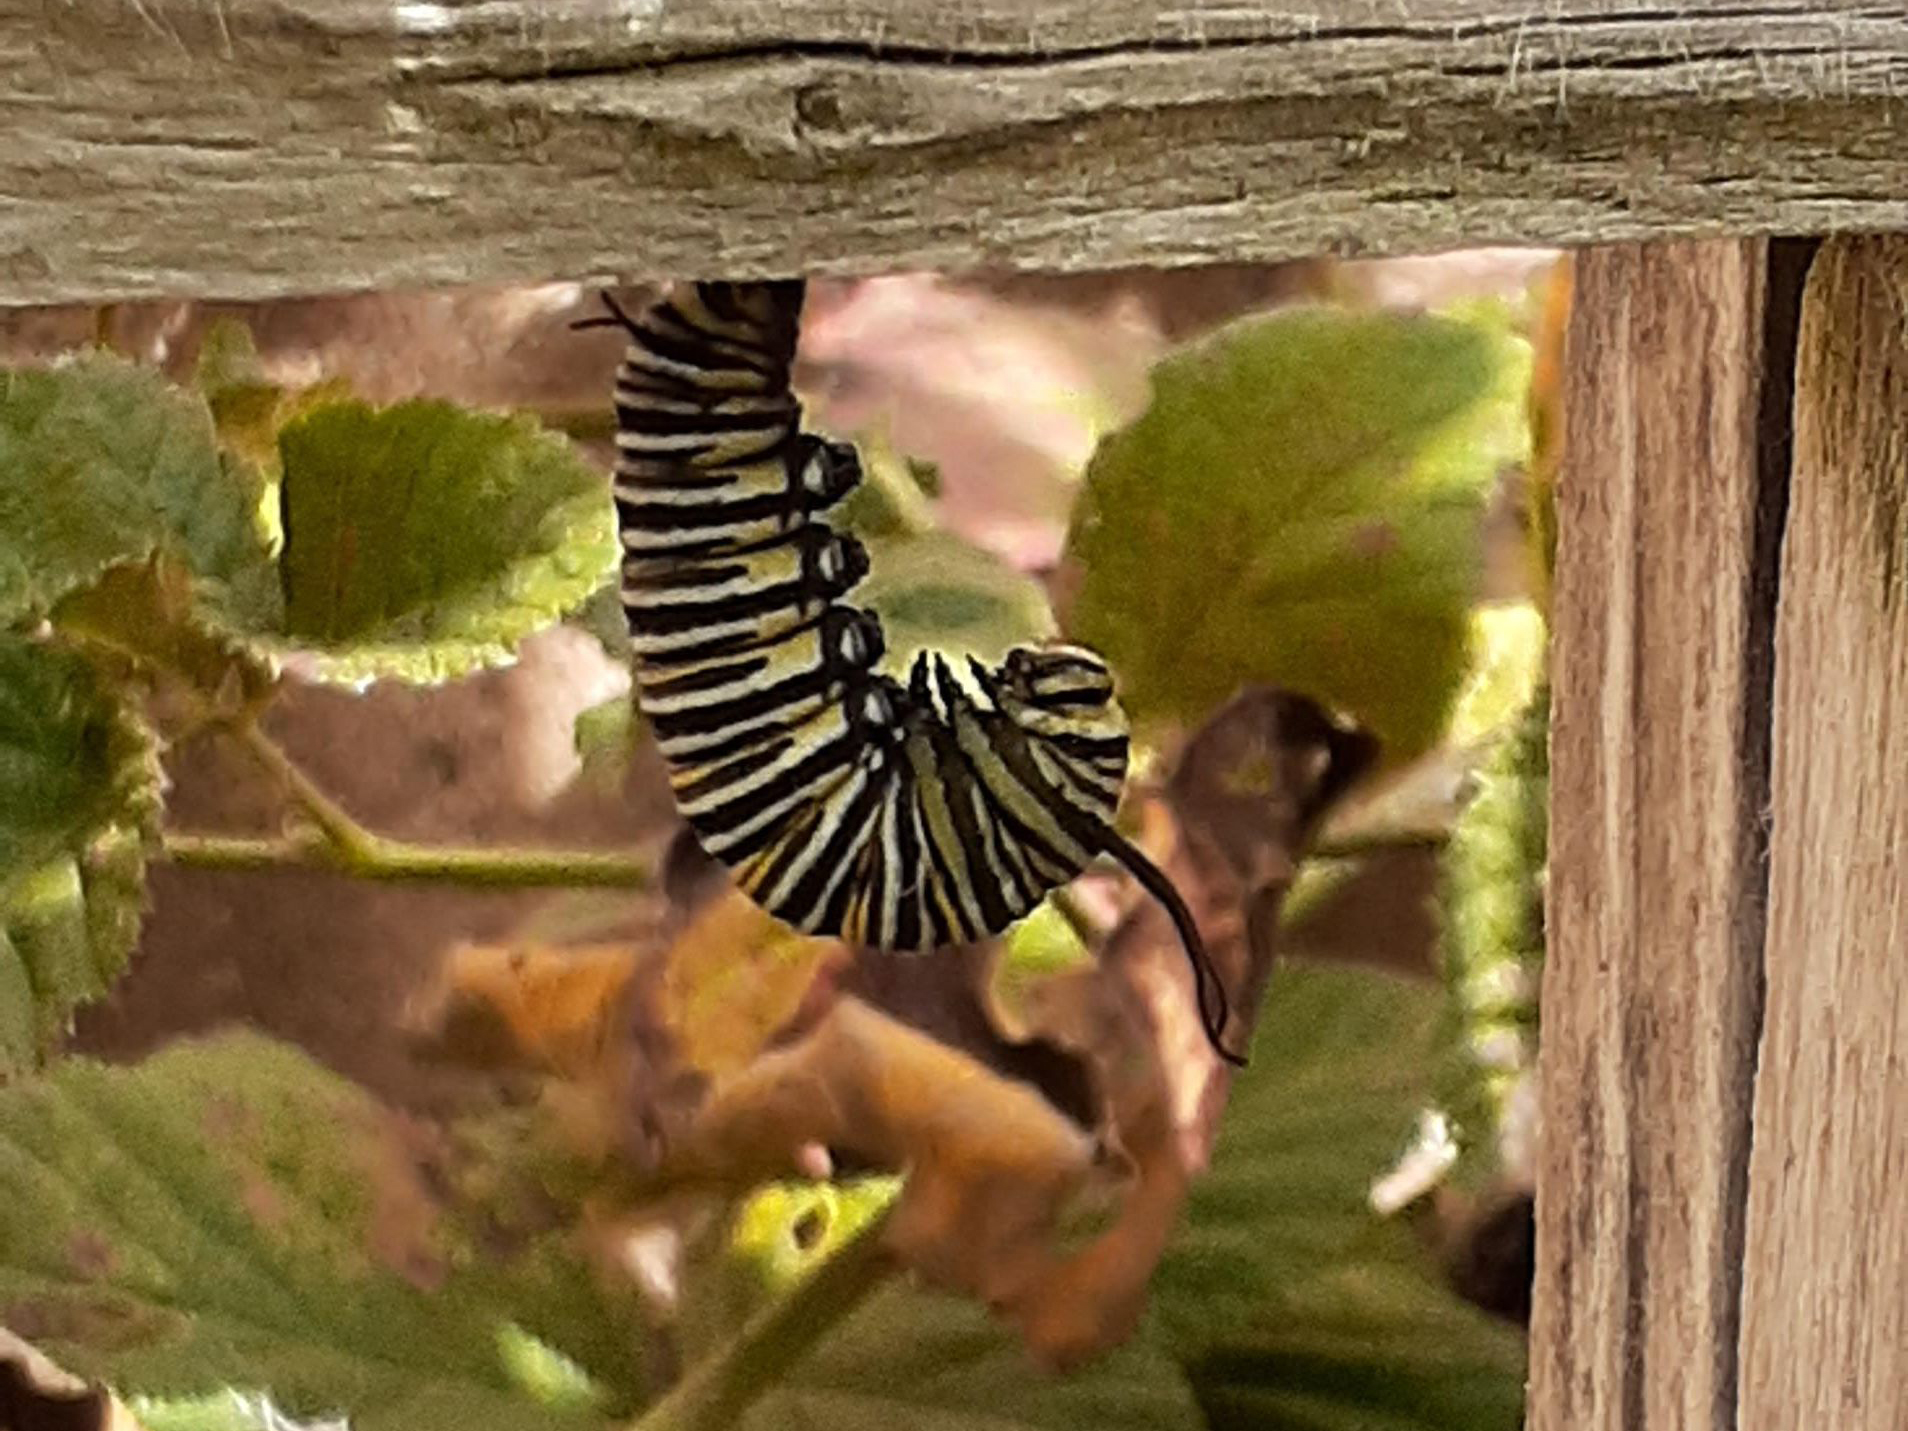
xmin=988 ymin=642 xmax=1131 ymax=826
xmin=995 ymin=643 xmax=1129 ymax=747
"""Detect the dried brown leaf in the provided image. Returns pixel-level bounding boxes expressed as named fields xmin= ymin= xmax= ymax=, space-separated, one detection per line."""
xmin=671 ymin=997 xmax=1098 ymax=1312
xmin=993 ymin=688 xmax=1380 ymax=1364
xmin=659 ymin=894 xmax=844 ymax=1081
xmin=406 ymin=941 xmax=639 ymax=1082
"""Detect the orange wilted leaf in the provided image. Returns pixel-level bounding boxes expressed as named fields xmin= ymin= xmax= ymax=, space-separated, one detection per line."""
xmin=659 ymin=891 xmax=845 ymax=1080
xmin=672 ymin=996 xmax=1100 ymax=1310
xmin=406 ymin=940 xmax=639 ymax=1081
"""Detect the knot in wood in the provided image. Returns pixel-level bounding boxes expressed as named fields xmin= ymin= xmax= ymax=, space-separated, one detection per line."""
xmin=793 ymin=80 xmax=847 ymax=134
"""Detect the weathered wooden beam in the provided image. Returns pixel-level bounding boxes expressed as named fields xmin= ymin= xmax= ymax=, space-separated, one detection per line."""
xmin=4 ymin=1 xmax=1906 ymax=302
xmin=1529 ymin=237 xmax=1803 ymax=1429
xmin=1738 ymin=235 xmax=1908 ymax=1428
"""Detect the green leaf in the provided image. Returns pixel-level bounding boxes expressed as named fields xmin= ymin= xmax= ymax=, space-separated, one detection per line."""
xmin=134 ymin=1388 xmax=348 ymax=1431
xmin=0 ymin=1032 xmax=651 ymax=1430
xmin=1001 ymin=900 xmax=1091 ymax=978
xmin=568 ymin=583 xmax=630 ymax=664
xmin=195 ymin=319 xmax=270 ymax=395
xmin=193 ymin=319 xmax=352 ymax=510
xmin=830 ymin=428 xmax=941 ymax=541
xmin=740 ymin=1285 xmax=1205 ymax=1431
xmin=53 ymin=558 xmax=282 ymax=723
xmin=1435 ymin=677 xmax=1548 ymax=1178
xmin=0 ymin=636 xmax=160 ymax=895
xmin=1065 ymin=305 xmax=1530 ymax=761
xmin=2 ymin=837 xmax=149 ymax=1068
xmin=857 ymin=533 xmax=1055 ymax=673
xmin=493 ymin=1323 xmax=607 ymax=1414
xmin=0 ymin=353 xmax=281 ymax=630
xmin=275 ymin=400 xmax=618 ymax=684
xmin=0 ymin=639 xmax=160 ymax=1061
xmin=1445 ymin=602 xmax=1547 ymax=748
xmin=1155 ymin=961 xmax=1526 ymax=1430
xmin=670 ymin=1175 xmax=1202 ymax=1431
xmin=0 ymin=929 xmax=36 ymax=1070
xmin=992 ymin=900 xmax=1092 ymax=1030
xmin=570 ymin=695 xmax=641 ymax=796
xmin=677 ymin=1178 xmax=902 ymax=1367
xmin=194 ymin=319 xmax=281 ymax=465
xmin=728 ymin=1180 xmax=897 ymax=1297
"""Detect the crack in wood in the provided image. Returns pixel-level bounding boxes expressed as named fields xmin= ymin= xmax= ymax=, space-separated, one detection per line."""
xmin=456 ymin=15 xmax=1907 ymax=89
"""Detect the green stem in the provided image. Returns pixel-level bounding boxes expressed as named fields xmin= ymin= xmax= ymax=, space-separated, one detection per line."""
xmin=613 ymin=839 xmax=1405 ymax=1431
xmin=232 ymin=722 xmax=379 ymax=862
xmin=162 ymin=831 xmax=650 ymax=889
xmin=159 ymin=721 xmax=649 ymax=889
xmin=634 ymin=1208 xmax=897 ymax=1431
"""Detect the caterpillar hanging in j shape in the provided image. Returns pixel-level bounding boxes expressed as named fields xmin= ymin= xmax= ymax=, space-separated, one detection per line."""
xmin=579 ymin=280 xmax=1245 ymax=1065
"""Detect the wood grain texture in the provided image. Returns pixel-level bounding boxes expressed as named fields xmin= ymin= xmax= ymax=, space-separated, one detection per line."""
xmin=1738 ymin=235 xmax=1908 ymax=1427
xmin=4 ymin=0 xmax=1908 ymax=301
xmin=1529 ymin=239 xmax=1792 ymax=1430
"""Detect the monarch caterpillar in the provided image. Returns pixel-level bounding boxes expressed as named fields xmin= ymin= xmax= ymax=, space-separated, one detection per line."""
xmin=581 ymin=281 xmax=1244 ymax=1065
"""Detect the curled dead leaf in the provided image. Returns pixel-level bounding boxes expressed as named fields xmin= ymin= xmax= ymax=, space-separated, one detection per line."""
xmin=670 ymin=996 xmax=1099 ymax=1318
xmin=993 ymin=688 xmax=1379 ymax=1364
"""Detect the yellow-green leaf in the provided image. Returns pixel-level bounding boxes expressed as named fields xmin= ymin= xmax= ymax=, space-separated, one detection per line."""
xmin=54 ymin=558 xmax=281 ymax=720
xmin=274 ymin=400 xmax=617 ymax=685
xmin=739 ymin=1287 xmax=1206 ymax=1431
xmin=2 ymin=836 xmax=148 ymax=1070
xmin=0 ymin=637 xmax=160 ymax=970
xmin=682 ymin=1176 xmax=1205 ymax=1431
xmin=1436 ymin=678 xmax=1548 ymax=1177
xmin=0 ymin=636 xmax=159 ymax=882
xmin=1065 ymin=305 xmax=1530 ymax=761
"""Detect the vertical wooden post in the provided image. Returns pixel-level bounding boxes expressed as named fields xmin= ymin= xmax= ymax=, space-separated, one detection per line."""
xmin=1530 ymin=239 xmax=1801 ymax=1429
xmin=1739 ymin=236 xmax=1908 ymax=1427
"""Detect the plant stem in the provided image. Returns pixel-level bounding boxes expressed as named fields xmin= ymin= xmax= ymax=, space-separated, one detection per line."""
xmin=232 ymin=722 xmax=380 ymax=862
xmin=634 ymin=1208 xmax=897 ymax=1431
xmin=623 ymin=834 xmax=1413 ymax=1431
xmin=159 ymin=721 xmax=649 ymax=889
xmin=162 ymin=831 xmax=651 ymax=889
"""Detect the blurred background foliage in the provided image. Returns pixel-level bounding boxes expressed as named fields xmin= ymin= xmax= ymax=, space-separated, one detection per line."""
xmin=0 ymin=250 xmax=1561 ymax=1431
